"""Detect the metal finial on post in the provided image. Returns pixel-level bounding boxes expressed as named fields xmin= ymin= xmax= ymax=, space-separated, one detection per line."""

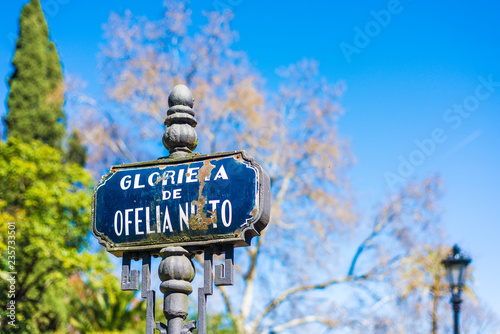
xmin=163 ymin=85 xmax=198 ymax=159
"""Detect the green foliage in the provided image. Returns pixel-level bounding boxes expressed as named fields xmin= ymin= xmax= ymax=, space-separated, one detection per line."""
xmin=0 ymin=2 xmax=146 ymax=332
xmin=4 ymin=0 xmax=65 ymax=149
xmin=65 ymin=256 xmax=147 ymax=334
xmin=187 ymin=313 xmax=237 ymax=334
xmin=65 ymin=129 xmax=88 ymax=166
xmin=0 ymin=137 xmax=94 ymax=333
xmin=206 ymin=313 xmax=237 ymax=334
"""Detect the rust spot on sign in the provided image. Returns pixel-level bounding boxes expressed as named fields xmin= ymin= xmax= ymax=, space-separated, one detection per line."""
xmin=189 ymin=160 xmax=217 ymax=230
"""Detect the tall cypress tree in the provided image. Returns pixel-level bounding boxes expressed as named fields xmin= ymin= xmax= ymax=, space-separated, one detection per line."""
xmin=4 ymin=0 xmax=65 ymax=149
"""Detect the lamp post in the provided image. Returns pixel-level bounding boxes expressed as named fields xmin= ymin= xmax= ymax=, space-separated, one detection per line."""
xmin=441 ymin=245 xmax=471 ymax=334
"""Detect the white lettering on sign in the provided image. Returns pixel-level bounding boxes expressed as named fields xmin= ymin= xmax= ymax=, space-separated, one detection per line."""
xmin=162 ymin=206 xmax=173 ymax=232
xmin=163 ymin=190 xmax=171 ymax=200
xmin=125 ymin=209 xmax=133 ymax=236
xmin=162 ymin=188 xmax=183 ymax=200
xmin=114 ymin=211 xmax=123 ymax=235
xmin=119 ymin=165 xmax=229 ymax=190
xmin=112 ymin=199 xmax=235 ymax=237
xmin=120 ymin=175 xmax=131 ymax=190
xmin=145 ymin=208 xmax=153 ymax=234
xmin=112 ymin=163 xmax=238 ymax=237
xmin=222 ymin=200 xmax=232 ymax=227
xmin=148 ymin=172 xmax=159 ymax=187
xmin=179 ymin=203 xmax=189 ymax=231
xmin=134 ymin=174 xmax=145 ymax=188
xmin=214 ymin=165 xmax=228 ymax=180
xmin=134 ymin=207 xmax=144 ymax=235
xmin=186 ymin=167 xmax=200 ymax=183
xmin=209 ymin=200 xmax=220 ymax=228
xmin=156 ymin=206 xmax=162 ymax=233
xmin=162 ymin=170 xmax=176 ymax=186
xmin=177 ymin=169 xmax=185 ymax=184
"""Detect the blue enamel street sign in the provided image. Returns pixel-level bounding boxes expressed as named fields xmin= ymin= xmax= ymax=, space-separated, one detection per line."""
xmin=91 ymin=151 xmax=270 ymax=256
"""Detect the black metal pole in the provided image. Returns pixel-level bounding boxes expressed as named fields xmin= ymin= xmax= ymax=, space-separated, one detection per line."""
xmin=452 ymin=295 xmax=461 ymax=334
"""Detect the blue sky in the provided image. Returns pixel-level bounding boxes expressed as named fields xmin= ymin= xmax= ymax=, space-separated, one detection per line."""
xmin=1 ymin=0 xmax=499 ymax=321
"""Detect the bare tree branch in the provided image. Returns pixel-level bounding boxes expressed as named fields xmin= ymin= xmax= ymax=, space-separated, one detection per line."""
xmin=248 ymin=271 xmax=375 ymax=331
xmin=266 ymin=315 xmax=339 ymax=333
xmin=218 ymin=285 xmax=234 ymax=318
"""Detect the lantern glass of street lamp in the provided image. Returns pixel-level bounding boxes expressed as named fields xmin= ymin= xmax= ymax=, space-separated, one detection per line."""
xmin=450 ymin=263 xmax=463 ymax=287
xmin=442 ymin=245 xmax=471 ymax=293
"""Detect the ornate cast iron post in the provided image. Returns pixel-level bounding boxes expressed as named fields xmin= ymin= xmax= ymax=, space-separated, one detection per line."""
xmin=91 ymin=83 xmax=271 ymax=334
xmin=157 ymin=247 xmax=196 ymax=334
xmin=157 ymin=85 xmax=198 ymax=333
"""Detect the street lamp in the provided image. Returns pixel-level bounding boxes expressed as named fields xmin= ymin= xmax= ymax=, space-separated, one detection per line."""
xmin=441 ymin=245 xmax=471 ymax=334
